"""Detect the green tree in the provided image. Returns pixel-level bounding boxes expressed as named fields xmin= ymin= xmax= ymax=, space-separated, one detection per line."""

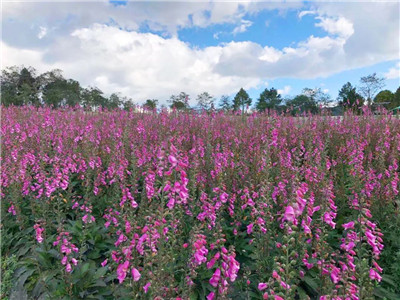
xmin=18 ymin=67 xmax=40 ymax=106
xmin=107 ymin=93 xmax=124 ymax=109
xmin=233 ymin=88 xmax=252 ymax=112
xmin=218 ymin=95 xmax=231 ymax=111
xmin=393 ymin=87 xmax=400 ymax=110
xmin=374 ymin=90 xmax=394 ymax=109
xmin=123 ymin=99 xmax=135 ymax=111
xmin=255 ymin=88 xmax=282 ymax=112
xmin=1 ymin=66 xmax=40 ymax=106
xmin=337 ymin=82 xmax=364 ymax=112
xmin=41 ymin=70 xmax=82 ymax=108
xmin=1 ymin=67 xmax=22 ymax=106
xmin=168 ymin=92 xmax=190 ymax=110
xmin=81 ymin=87 xmax=107 ymax=108
xmin=303 ymin=88 xmax=332 ymax=108
xmin=143 ymin=99 xmax=158 ymax=110
xmin=196 ymin=92 xmax=215 ymax=111
xmin=286 ymin=90 xmax=319 ymax=115
xmin=359 ymin=73 xmax=385 ymax=106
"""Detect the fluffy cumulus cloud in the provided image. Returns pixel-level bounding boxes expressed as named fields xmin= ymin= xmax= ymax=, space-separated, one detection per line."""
xmin=278 ymin=86 xmax=292 ymax=96
xmin=232 ymin=20 xmax=253 ymax=35
xmin=3 ymin=24 xmax=262 ymax=103
xmin=315 ymin=16 xmax=354 ymax=38
xmin=2 ymin=1 xmax=399 ymax=103
xmin=384 ymin=62 xmax=400 ymax=80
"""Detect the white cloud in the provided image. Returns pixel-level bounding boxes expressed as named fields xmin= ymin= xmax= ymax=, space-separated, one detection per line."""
xmin=213 ymin=32 xmax=221 ymax=40
xmin=384 ymin=62 xmax=400 ymax=79
xmin=3 ymin=24 xmax=263 ymax=103
xmin=232 ymin=19 xmax=253 ymax=35
xmin=258 ymin=46 xmax=282 ymax=63
xmin=37 ymin=26 xmax=48 ymax=39
xmin=1 ymin=1 xmax=399 ymax=103
xmin=314 ymin=2 xmax=399 ymax=64
xmin=323 ymin=88 xmax=329 ymax=93
xmin=278 ymin=85 xmax=292 ymax=96
xmin=315 ymin=16 xmax=354 ymax=38
xmin=298 ymin=10 xmax=316 ymax=19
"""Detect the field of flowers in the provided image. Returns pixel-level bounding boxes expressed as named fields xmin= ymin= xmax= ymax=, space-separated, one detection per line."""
xmin=1 ymin=106 xmax=400 ymax=300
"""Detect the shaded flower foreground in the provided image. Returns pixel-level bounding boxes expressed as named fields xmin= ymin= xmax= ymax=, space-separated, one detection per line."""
xmin=1 ymin=106 xmax=400 ymax=299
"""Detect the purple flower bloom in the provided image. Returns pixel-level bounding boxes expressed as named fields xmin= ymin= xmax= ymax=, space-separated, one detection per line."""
xmin=117 ymin=261 xmax=130 ymax=284
xmin=132 ymin=268 xmax=141 ymax=281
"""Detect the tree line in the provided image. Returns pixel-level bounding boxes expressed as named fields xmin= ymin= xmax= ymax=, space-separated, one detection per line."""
xmin=1 ymin=66 xmax=135 ymax=110
xmin=2 ymin=66 xmax=399 ymax=114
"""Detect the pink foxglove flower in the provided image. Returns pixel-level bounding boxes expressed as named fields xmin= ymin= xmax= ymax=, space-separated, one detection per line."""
xmin=143 ymin=282 xmax=151 ymax=293
xmin=369 ymin=269 xmax=382 ymax=282
xmin=117 ymin=261 xmax=130 ymax=284
xmin=206 ymin=292 xmax=215 ymax=300
xmin=209 ymin=268 xmax=221 ymax=287
xmin=258 ymin=283 xmax=268 ymax=290
xmin=168 ymin=155 xmax=178 ymax=167
xmin=342 ymin=221 xmax=355 ymax=230
xmin=247 ymin=223 xmax=254 ymax=234
xmin=34 ymin=224 xmax=44 ymax=243
xmin=8 ymin=204 xmax=16 ymax=215
xmin=284 ymin=205 xmax=295 ymax=222
xmin=66 ymin=263 xmax=72 ymax=273
xmin=330 ymin=267 xmax=340 ymax=284
xmin=132 ymin=268 xmax=141 ymax=281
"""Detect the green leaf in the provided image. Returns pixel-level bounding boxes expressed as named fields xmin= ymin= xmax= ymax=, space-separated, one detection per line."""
xmin=94 ymin=267 xmax=108 ymax=279
xmin=302 ymin=275 xmax=319 ymax=294
xmin=15 ymin=268 xmax=35 ymax=289
xmin=81 ymin=262 xmax=90 ymax=275
xmin=381 ymin=274 xmax=398 ymax=288
xmin=373 ymin=286 xmax=400 ymax=299
xmin=16 ymin=245 xmax=32 ymax=258
xmin=189 ymin=290 xmax=199 ymax=300
xmin=48 ymin=249 xmax=60 ymax=259
xmin=89 ymin=279 xmax=106 ymax=287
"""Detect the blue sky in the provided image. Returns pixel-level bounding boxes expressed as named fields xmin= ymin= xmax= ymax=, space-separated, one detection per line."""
xmin=178 ymin=9 xmax=326 ymax=49
xmin=2 ymin=1 xmax=399 ymax=106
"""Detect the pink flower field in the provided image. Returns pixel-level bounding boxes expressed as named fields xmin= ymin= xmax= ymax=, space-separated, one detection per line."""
xmin=1 ymin=106 xmax=400 ymax=299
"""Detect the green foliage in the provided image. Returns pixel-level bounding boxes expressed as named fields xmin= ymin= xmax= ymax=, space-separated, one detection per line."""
xmin=1 ymin=66 xmax=40 ymax=106
xmin=286 ymin=94 xmax=318 ymax=115
xmin=255 ymin=88 xmax=282 ymax=112
xmin=359 ymin=72 xmax=385 ymax=106
xmin=337 ymin=82 xmax=364 ymax=112
xmin=196 ymin=92 xmax=215 ymax=111
xmin=374 ymin=88 xmax=400 ymax=111
xmin=42 ymin=75 xmax=82 ymax=108
xmin=108 ymin=93 xmax=124 ymax=109
xmin=233 ymin=88 xmax=252 ymax=112
xmin=143 ymin=99 xmax=158 ymax=110
xmin=81 ymin=87 xmax=107 ymax=108
xmin=1 ymin=254 xmax=18 ymax=299
xmin=1 ymin=191 xmax=115 ymax=299
xmin=374 ymin=90 xmax=394 ymax=108
xmin=218 ymin=95 xmax=231 ymax=111
xmin=169 ymin=92 xmax=190 ymax=110
xmin=0 ymin=65 xmax=132 ymax=110
xmin=373 ymin=201 xmax=400 ymax=299
xmin=394 ymin=87 xmax=400 ymax=109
